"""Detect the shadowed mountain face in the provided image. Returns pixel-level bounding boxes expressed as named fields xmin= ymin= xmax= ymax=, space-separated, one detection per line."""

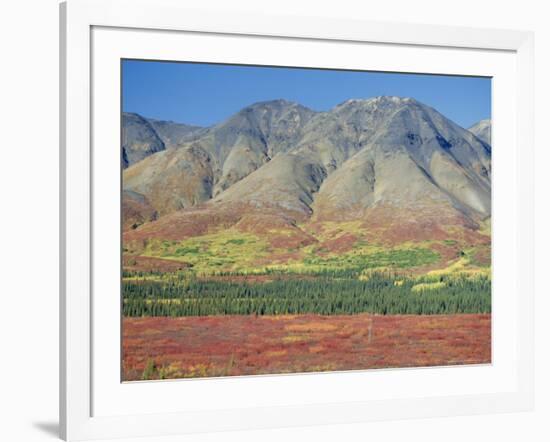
xmin=147 ymin=118 xmax=204 ymax=149
xmin=122 ymin=113 xmax=165 ymax=168
xmin=122 ymin=97 xmax=491 ymax=246
xmin=468 ymin=119 xmax=491 ymax=145
xmin=122 ymin=113 xmax=203 ymax=168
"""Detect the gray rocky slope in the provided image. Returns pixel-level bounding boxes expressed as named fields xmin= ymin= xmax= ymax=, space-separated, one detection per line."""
xmin=122 ymin=97 xmax=491 ymax=228
xmin=468 ymin=118 xmax=491 ymax=145
xmin=122 ymin=112 xmax=203 ymax=168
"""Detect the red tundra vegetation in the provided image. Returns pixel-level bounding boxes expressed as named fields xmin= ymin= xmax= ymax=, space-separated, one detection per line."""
xmin=122 ymin=313 xmax=491 ymax=381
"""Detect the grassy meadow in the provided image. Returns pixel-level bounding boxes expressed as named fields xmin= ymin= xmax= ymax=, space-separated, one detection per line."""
xmin=122 ymin=223 xmax=491 ymax=381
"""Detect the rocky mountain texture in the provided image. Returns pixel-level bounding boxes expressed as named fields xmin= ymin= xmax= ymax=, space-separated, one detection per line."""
xmin=123 ymin=143 xmax=215 ymax=216
xmin=468 ymin=119 xmax=491 ymax=145
xmin=122 ymin=113 xmax=165 ymax=168
xmin=122 ymin=112 xmax=202 ymax=168
xmin=123 ymin=100 xmax=316 ymax=214
xmin=122 ymin=97 xmax=491 ymax=241
xmin=147 ymin=118 xmax=204 ymax=149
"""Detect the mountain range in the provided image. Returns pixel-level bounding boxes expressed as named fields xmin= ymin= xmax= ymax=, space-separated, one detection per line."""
xmin=122 ymin=97 xmax=491 ymax=255
xmin=468 ymin=119 xmax=491 ymax=145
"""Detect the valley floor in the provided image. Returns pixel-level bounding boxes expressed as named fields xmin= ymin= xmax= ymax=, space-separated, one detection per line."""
xmin=122 ymin=313 xmax=491 ymax=381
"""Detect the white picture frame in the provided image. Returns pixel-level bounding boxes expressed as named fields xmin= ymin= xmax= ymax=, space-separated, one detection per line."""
xmin=60 ymin=0 xmax=534 ymax=440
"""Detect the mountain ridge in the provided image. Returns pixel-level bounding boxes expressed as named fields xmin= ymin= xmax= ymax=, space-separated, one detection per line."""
xmin=468 ymin=118 xmax=491 ymax=145
xmin=122 ymin=97 xmax=491 ymax=246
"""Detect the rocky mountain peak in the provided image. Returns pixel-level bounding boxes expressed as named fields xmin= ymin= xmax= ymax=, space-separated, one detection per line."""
xmin=468 ymin=119 xmax=491 ymax=145
xmin=334 ymin=96 xmax=418 ymax=110
xmin=123 ymin=97 xmax=492 ymax=229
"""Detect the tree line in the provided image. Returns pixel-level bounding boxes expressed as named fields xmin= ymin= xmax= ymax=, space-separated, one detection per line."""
xmin=122 ymin=272 xmax=491 ymax=316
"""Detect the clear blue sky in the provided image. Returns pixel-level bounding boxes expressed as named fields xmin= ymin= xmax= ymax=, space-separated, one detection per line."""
xmin=122 ymin=59 xmax=491 ymax=129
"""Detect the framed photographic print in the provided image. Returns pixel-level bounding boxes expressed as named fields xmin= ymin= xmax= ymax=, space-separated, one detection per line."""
xmin=120 ymin=61 xmax=494 ymax=381
xmin=60 ymin=0 xmax=534 ymax=440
